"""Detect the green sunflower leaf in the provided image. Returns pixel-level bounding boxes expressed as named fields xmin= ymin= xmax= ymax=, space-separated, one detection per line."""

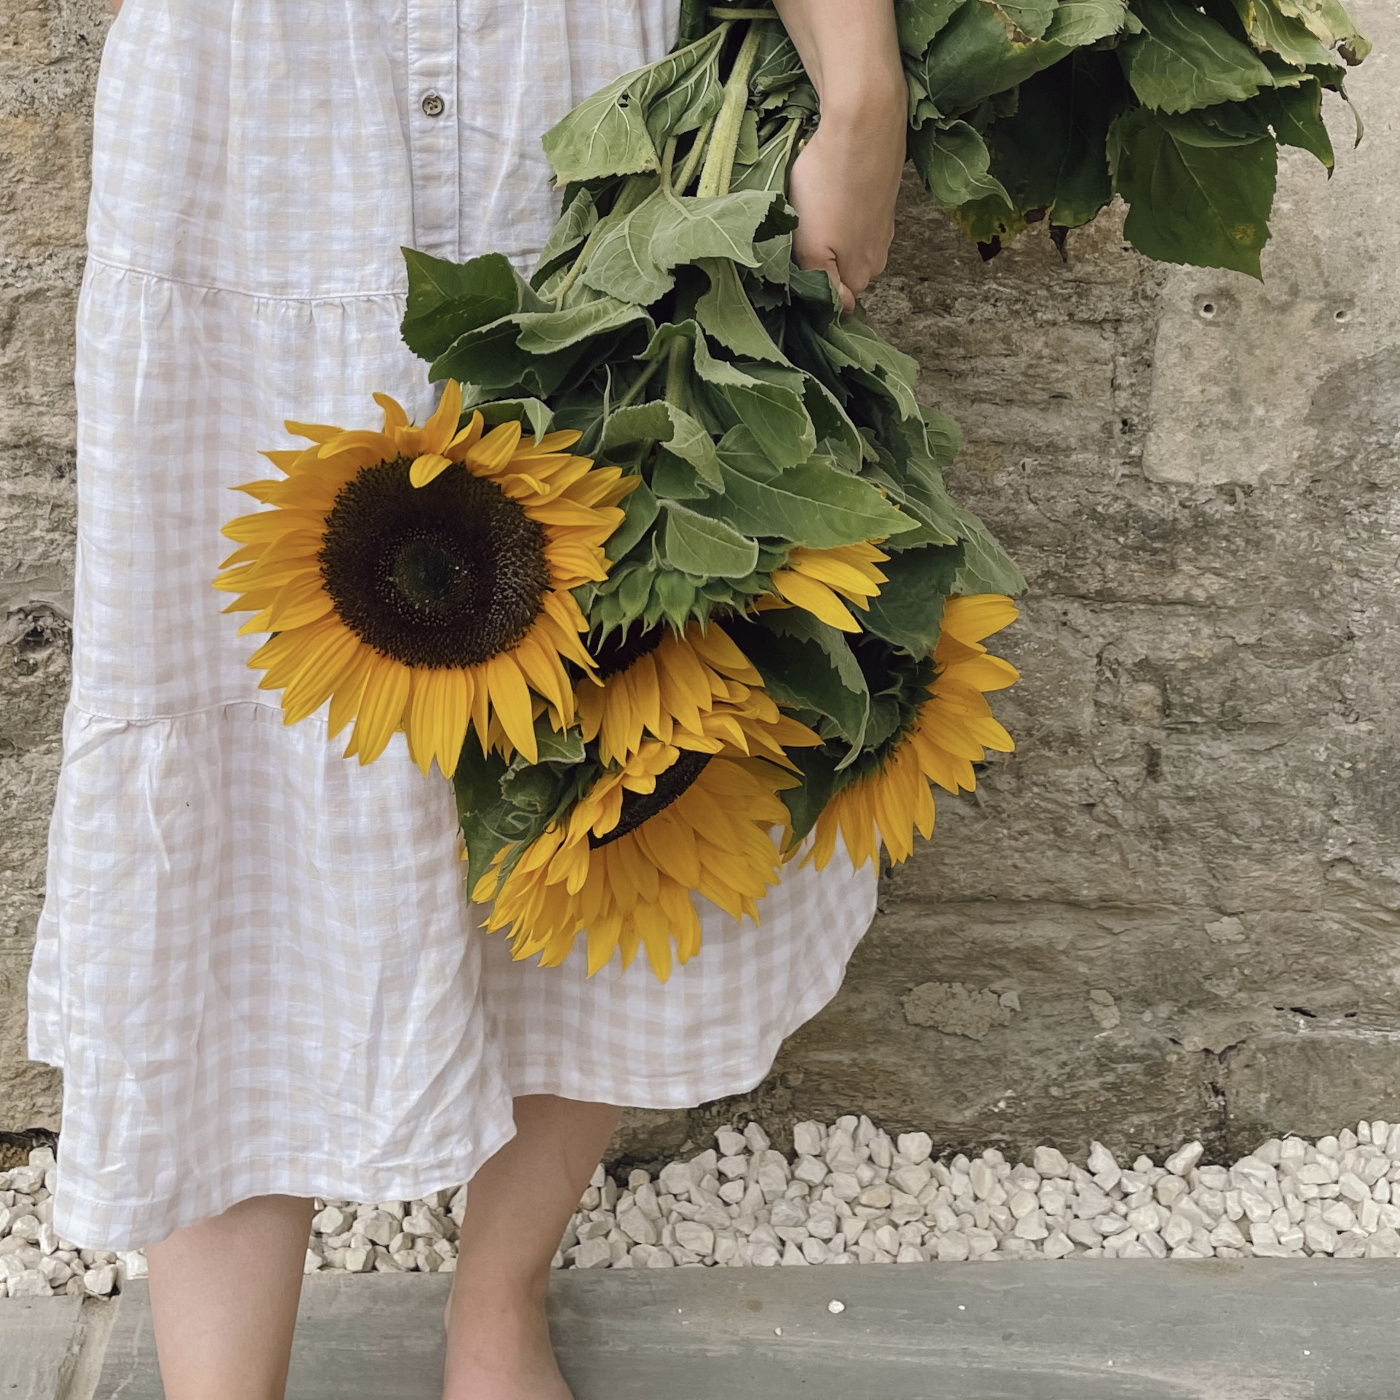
xmin=776 ymin=744 xmax=841 ymax=847
xmin=950 ymin=504 xmax=1030 ymax=595
xmin=729 ymin=611 xmax=871 ymax=754
xmin=819 ymin=318 xmax=925 ymax=422
xmin=1119 ymin=0 xmax=1276 ymax=113
xmin=909 ymin=120 xmax=1012 ymax=209
xmin=691 ymin=336 xmax=816 ymax=470
xmin=514 ymin=298 xmax=654 ymax=354
xmin=1252 ymin=77 xmax=1334 ymax=166
xmin=695 ymin=258 xmax=789 ymax=363
xmin=453 ymin=744 xmax=547 ymax=887
xmin=917 ymin=0 xmax=1089 ymax=114
xmin=606 ymin=480 xmax=659 ymax=561
xmin=1109 ymin=103 xmax=1277 ymax=275
xmin=602 ymin=401 xmax=724 ymax=488
xmin=730 ymin=120 xmax=802 ymax=195
xmin=861 ymin=544 xmax=965 ymax=654
xmin=541 ymin=27 xmax=727 ymax=184
xmin=531 ymin=186 xmax=600 ymax=289
xmin=923 ymin=407 xmax=965 ymax=471
xmin=1229 ymin=0 xmax=1333 ymax=65
xmin=401 ymin=250 xmax=542 ymax=363
xmin=899 ymin=0 xmax=970 ymax=56
xmin=580 ymin=188 xmax=791 ymax=305
xmin=694 ymin=435 xmax=917 ymax=547
xmin=475 ymin=397 xmax=555 ymax=441
xmin=661 ymin=502 xmax=760 ymax=577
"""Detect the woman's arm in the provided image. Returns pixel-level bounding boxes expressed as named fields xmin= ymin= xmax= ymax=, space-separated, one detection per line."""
xmin=773 ymin=0 xmax=907 ymax=314
xmin=108 ymin=0 xmax=121 ymax=12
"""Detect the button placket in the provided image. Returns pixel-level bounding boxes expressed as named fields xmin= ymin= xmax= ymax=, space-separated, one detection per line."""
xmin=406 ymin=1 xmax=460 ymax=260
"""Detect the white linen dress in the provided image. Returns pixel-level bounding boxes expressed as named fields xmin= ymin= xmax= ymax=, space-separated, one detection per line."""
xmin=27 ymin=0 xmax=879 ymax=1251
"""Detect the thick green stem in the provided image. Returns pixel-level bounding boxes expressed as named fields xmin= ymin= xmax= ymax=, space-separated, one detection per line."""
xmin=665 ymin=336 xmax=692 ymax=411
xmin=673 ymin=115 xmax=715 ymax=196
xmin=615 ymin=356 xmax=664 ymax=409
xmin=696 ymin=23 xmax=764 ymax=198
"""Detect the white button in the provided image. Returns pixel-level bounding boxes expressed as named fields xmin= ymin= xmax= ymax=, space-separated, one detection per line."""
xmin=421 ymin=91 xmax=445 ymax=118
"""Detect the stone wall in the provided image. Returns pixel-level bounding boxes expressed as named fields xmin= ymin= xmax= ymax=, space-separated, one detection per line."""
xmin=0 ymin=0 xmax=103 ymax=1133
xmin=3 ymin=0 xmax=1398 ymax=1169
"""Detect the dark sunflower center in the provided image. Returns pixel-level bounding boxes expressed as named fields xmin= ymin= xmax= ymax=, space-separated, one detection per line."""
xmin=391 ymin=538 xmax=465 ymax=613
xmin=592 ymin=624 xmax=665 ymax=680
xmin=590 ymin=750 xmax=712 ymax=848
xmin=318 ymin=456 xmax=550 ymax=669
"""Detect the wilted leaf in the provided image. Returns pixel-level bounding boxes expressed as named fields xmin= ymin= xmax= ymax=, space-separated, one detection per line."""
xmin=1229 ymin=0 xmax=1333 ymax=64
xmin=1046 ymin=0 xmax=1129 ymax=46
xmin=997 ymin=0 xmax=1059 ymax=40
xmin=1273 ymin=0 xmax=1370 ymax=60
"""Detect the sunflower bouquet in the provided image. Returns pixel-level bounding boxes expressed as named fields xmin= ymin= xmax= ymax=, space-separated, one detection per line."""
xmin=216 ymin=0 xmax=1367 ymax=979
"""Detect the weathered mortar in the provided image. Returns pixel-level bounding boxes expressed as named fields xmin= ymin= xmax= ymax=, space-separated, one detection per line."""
xmin=2 ymin=0 xmax=1397 ymax=1169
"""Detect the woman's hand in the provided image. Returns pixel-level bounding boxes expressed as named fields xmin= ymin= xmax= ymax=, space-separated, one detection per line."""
xmin=774 ymin=0 xmax=908 ymax=314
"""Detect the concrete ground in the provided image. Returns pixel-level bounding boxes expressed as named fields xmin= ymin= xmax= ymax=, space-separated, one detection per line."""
xmin=3 ymin=1262 xmax=1399 ymax=1400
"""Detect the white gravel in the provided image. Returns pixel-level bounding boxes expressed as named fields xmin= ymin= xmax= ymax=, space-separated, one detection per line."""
xmin=4 ymin=1116 xmax=1400 ymax=1295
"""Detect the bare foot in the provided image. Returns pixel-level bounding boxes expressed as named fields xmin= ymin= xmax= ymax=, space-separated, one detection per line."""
xmin=442 ymin=1274 xmax=572 ymax=1400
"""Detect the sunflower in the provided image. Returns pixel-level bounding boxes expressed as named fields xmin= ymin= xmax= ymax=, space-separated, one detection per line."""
xmin=474 ymin=698 xmax=820 ymax=981
xmin=768 ymin=541 xmax=889 ymax=632
xmin=214 ymin=382 xmax=635 ymax=775
xmin=808 ymin=594 xmax=1019 ymax=870
xmin=576 ymin=619 xmax=765 ymax=765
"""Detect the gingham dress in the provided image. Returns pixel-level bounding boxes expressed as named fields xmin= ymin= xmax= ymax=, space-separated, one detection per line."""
xmin=27 ymin=0 xmax=878 ymax=1251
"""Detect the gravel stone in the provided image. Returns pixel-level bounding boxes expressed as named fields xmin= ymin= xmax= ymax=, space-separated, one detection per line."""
xmin=9 ymin=1114 xmax=1399 ymax=1295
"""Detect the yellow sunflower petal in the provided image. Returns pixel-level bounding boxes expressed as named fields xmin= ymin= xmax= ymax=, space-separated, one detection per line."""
xmin=353 ymin=657 xmax=411 ymax=764
xmin=409 ymin=452 xmax=454 ymax=488
xmin=485 ymin=654 xmax=537 ymax=763
xmin=421 ymin=378 xmax=463 ymax=456
xmin=467 ymin=419 xmax=524 ymax=474
xmin=770 ymin=570 xmax=861 ymax=631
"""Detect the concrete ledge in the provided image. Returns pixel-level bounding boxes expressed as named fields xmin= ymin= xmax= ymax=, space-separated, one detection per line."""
xmin=51 ymin=1260 xmax=1396 ymax=1400
xmin=0 ymin=1294 xmax=83 ymax=1400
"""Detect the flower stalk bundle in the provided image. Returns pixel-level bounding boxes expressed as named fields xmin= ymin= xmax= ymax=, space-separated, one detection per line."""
xmin=217 ymin=0 xmax=1367 ymax=979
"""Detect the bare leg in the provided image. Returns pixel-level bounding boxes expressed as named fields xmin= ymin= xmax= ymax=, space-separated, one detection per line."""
xmin=146 ymin=1194 xmax=315 ymax=1400
xmin=444 ymin=1095 xmax=620 ymax=1400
